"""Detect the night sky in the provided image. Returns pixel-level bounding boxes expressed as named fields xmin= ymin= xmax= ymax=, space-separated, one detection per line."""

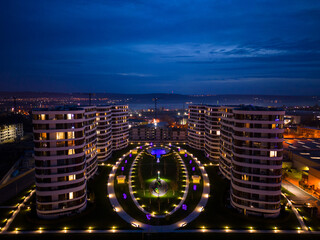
xmin=1 ymin=0 xmax=320 ymax=95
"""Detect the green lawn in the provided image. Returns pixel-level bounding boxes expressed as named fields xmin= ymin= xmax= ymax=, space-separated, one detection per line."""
xmin=296 ymin=206 xmax=320 ymax=231
xmin=113 ymin=146 xmax=204 ymax=225
xmin=132 ymin=151 xmax=186 ymax=215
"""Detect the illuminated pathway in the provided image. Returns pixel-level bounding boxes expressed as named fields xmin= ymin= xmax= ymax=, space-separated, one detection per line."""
xmin=127 ymin=147 xmax=190 ymax=218
xmin=281 ymin=193 xmax=308 ymax=231
xmin=1 ymin=189 xmax=35 ymax=233
xmin=1 ymin=228 xmax=319 ymax=235
xmin=107 ymin=145 xmax=211 ymax=231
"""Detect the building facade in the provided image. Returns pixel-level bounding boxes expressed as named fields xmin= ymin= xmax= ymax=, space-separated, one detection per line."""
xmin=32 ymin=104 xmax=128 ymax=218
xmin=188 ymin=104 xmax=285 ymax=217
xmin=187 ymin=105 xmax=206 ymax=150
xmin=96 ymin=106 xmax=113 ymax=161
xmin=0 ymin=123 xmax=23 ymax=144
xmin=33 ymin=107 xmax=87 ymax=219
xmin=130 ymin=124 xmax=187 ymax=142
xmin=230 ymin=106 xmax=284 ymax=218
xmin=204 ymin=106 xmax=221 ymax=161
xmin=111 ymin=105 xmax=129 ymax=150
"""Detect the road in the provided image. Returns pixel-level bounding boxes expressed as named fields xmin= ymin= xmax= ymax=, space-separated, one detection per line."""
xmin=0 ymin=169 xmax=34 ymax=204
xmin=282 ymin=180 xmax=320 ymax=207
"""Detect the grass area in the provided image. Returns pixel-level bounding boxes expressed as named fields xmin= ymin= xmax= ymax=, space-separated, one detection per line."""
xmin=281 ymin=187 xmax=294 ymax=196
xmin=296 ymin=206 xmax=320 ymax=231
xmin=113 ymin=145 xmax=204 ymax=225
xmin=283 ymin=169 xmax=302 ymax=181
xmin=132 ymin=151 xmax=186 ymax=214
xmin=0 ymin=185 xmax=35 ymax=229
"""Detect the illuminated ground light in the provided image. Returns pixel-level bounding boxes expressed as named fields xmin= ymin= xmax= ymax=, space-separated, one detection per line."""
xmin=63 ymin=227 xmax=68 ymax=233
xmin=87 ymin=226 xmax=93 ymax=233
xmin=131 ymin=222 xmax=139 ymax=228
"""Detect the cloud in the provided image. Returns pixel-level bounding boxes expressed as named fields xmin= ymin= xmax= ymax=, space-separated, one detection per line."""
xmin=116 ymin=72 xmax=155 ymax=77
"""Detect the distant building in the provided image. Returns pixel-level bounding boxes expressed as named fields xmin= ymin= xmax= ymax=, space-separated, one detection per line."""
xmin=188 ymin=104 xmax=285 ymax=218
xmin=0 ymin=123 xmax=23 ymax=144
xmin=130 ymin=122 xmax=187 ymax=142
xmin=283 ymin=138 xmax=320 ymax=197
xmin=296 ymin=126 xmax=320 ymax=138
xmin=187 ymin=105 xmax=206 ymax=150
xmin=32 ymin=104 xmax=129 ymax=218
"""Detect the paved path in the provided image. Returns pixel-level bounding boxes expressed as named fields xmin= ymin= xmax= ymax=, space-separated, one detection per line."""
xmin=282 ymin=180 xmax=320 ymax=206
xmin=281 ymin=193 xmax=308 ymax=231
xmin=107 ymin=144 xmax=211 ymax=231
xmin=1 ymin=228 xmax=319 ymax=235
xmin=1 ymin=189 xmax=35 ymax=233
xmin=0 ymin=168 xmax=34 ymax=204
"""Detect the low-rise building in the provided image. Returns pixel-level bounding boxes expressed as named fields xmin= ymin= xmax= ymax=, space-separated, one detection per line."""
xmin=0 ymin=123 xmax=23 ymax=143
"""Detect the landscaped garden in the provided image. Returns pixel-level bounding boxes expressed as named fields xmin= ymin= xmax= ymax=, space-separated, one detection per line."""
xmin=112 ymin=144 xmax=206 ymax=227
xmin=1 ymin=142 xmax=309 ymax=233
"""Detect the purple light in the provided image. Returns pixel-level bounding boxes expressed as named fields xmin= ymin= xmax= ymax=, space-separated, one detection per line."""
xmin=146 ymin=214 xmax=151 ymax=220
xmin=140 ymin=146 xmax=142 ymax=149
xmin=129 ymin=154 xmax=132 ymax=157
xmin=125 ymin=160 xmax=127 ymax=164
xmin=192 ymin=167 xmax=195 ymax=171
xmin=193 ymin=185 xmax=197 ymax=191
xmin=182 ymin=204 xmax=187 ymax=210
xmin=121 ymin=166 xmax=124 ymax=171
xmin=189 ymin=160 xmax=192 ymax=164
xmin=184 ymin=154 xmax=187 ymax=157
xmin=150 ymin=142 xmax=153 ymax=146
xmin=123 ymin=193 xmax=127 ymax=199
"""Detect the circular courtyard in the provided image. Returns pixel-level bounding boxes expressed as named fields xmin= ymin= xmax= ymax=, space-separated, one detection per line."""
xmin=107 ymin=143 xmax=210 ymax=230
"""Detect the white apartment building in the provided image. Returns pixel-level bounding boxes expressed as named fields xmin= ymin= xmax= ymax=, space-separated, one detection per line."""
xmin=32 ymin=104 xmax=128 ymax=218
xmin=188 ymin=105 xmax=285 ymax=217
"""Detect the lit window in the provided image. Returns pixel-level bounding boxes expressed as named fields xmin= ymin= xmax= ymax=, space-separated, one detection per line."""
xmin=216 ymin=131 xmax=220 ymax=135
xmin=67 ymin=132 xmax=75 ymax=139
xmin=40 ymin=114 xmax=46 ymax=120
xmin=68 ymin=149 xmax=75 ymax=155
xmin=40 ymin=133 xmax=47 ymax=140
xmin=67 ymin=114 xmax=74 ymax=120
xmin=69 ymin=192 xmax=74 ymax=200
xmin=56 ymin=132 xmax=65 ymax=140
xmin=270 ymin=151 xmax=277 ymax=157
xmin=242 ymin=175 xmax=249 ymax=181
xmin=68 ymin=175 xmax=76 ymax=181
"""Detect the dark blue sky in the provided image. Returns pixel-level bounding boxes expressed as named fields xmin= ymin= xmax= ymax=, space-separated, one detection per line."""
xmin=1 ymin=0 xmax=320 ymax=95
